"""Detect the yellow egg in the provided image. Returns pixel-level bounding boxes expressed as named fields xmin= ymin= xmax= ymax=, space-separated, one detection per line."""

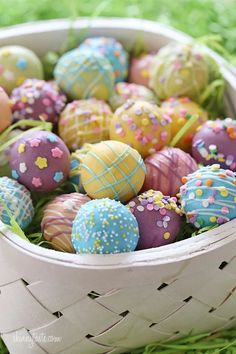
xmin=0 ymin=87 xmax=12 ymax=133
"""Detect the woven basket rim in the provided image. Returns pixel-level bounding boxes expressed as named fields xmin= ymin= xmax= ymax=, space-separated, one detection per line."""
xmin=0 ymin=18 xmax=235 ymax=269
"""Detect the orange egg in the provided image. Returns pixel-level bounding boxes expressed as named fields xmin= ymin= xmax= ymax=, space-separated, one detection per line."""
xmin=0 ymin=87 xmax=12 ymax=133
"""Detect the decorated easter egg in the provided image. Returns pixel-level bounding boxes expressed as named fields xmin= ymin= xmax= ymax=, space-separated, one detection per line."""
xmin=69 ymin=144 xmax=93 ymax=191
xmin=109 ymin=100 xmax=171 ymax=158
xmin=9 ymin=130 xmax=70 ymax=192
xmin=0 ymin=46 xmax=43 ymax=94
xmin=58 ymin=99 xmax=113 ymax=150
xmin=150 ymin=42 xmax=223 ymax=102
xmin=143 ymin=147 xmax=198 ymax=196
xmin=11 ymin=79 xmax=66 ymax=125
xmin=72 ymin=198 xmax=139 ymax=254
xmin=160 ymin=96 xmax=208 ymax=151
xmin=80 ymin=140 xmax=146 ymax=203
xmin=0 ymin=176 xmax=34 ymax=229
xmin=192 ymin=118 xmax=236 ymax=171
xmin=129 ymin=53 xmax=155 ymax=88
xmin=41 ymin=193 xmax=91 ymax=253
xmin=180 ymin=164 xmax=236 ymax=228
xmin=109 ymin=82 xmax=156 ymax=111
xmin=54 ymin=49 xmax=114 ymax=101
xmin=128 ymin=190 xmax=182 ymax=249
xmin=0 ymin=87 xmax=12 ymax=133
xmin=78 ymin=37 xmax=128 ymax=83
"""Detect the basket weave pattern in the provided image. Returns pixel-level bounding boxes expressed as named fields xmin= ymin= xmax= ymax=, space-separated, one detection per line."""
xmin=0 ymin=220 xmax=236 ymax=354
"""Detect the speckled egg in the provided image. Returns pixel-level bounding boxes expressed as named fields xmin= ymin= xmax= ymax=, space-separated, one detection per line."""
xmin=109 ymin=82 xmax=156 ymax=111
xmin=9 ymin=130 xmax=70 ymax=192
xmin=41 ymin=193 xmax=91 ymax=253
xmin=128 ymin=190 xmax=182 ymax=249
xmin=0 ymin=46 xmax=43 ymax=94
xmin=10 ymin=79 xmax=66 ymax=125
xmin=72 ymin=198 xmax=139 ymax=254
xmin=109 ymin=100 xmax=171 ymax=158
xmin=0 ymin=87 xmax=12 ymax=133
xmin=54 ymin=49 xmax=114 ymax=101
xmin=180 ymin=164 xmax=236 ymax=228
xmin=0 ymin=176 xmax=34 ymax=230
xmin=129 ymin=53 xmax=155 ymax=88
xmin=80 ymin=140 xmax=146 ymax=203
xmin=143 ymin=147 xmax=198 ymax=196
xmin=58 ymin=99 xmax=113 ymax=150
xmin=192 ymin=118 xmax=236 ymax=171
xmin=78 ymin=37 xmax=128 ymax=83
xmin=161 ymin=96 xmax=208 ymax=152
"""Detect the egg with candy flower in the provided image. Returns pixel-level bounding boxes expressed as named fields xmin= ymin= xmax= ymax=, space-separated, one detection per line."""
xmin=128 ymin=190 xmax=182 ymax=249
xmin=180 ymin=164 xmax=236 ymax=228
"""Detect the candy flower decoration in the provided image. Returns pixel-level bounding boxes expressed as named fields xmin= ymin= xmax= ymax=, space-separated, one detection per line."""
xmin=109 ymin=100 xmax=171 ymax=158
xmin=128 ymin=190 xmax=182 ymax=249
xmin=41 ymin=193 xmax=91 ymax=253
xmin=180 ymin=164 xmax=236 ymax=228
xmin=0 ymin=176 xmax=34 ymax=230
xmin=11 ymin=79 xmax=67 ymax=125
xmin=0 ymin=45 xmax=43 ymax=94
xmin=58 ymin=99 xmax=113 ymax=150
xmin=54 ymin=49 xmax=115 ymax=101
xmin=72 ymin=198 xmax=139 ymax=254
xmin=80 ymin=140 xmax=146 ymax=203
xmin=78 ymin=37 xmax=129 ymax=83
xmin=192 ymin=118 xmax=236 ymax=171
xmin=9 ymin=130 xmax=70 ymax=192
xmin=0 ymin=87 xmax=12 ymax=133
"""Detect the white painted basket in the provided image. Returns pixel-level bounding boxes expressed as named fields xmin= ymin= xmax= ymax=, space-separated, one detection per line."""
xmin=0 ymin=18 xmax=236 ymax=354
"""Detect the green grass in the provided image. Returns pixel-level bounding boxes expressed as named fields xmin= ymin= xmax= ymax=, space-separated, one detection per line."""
xmin=0 ymin=0 xmax=236 ymax=57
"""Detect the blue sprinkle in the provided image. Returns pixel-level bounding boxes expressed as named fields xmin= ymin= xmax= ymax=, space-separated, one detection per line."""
xmin=16 ymin=58 xmax=28 ymax=70
xmin=53 ymin=171 xmax=64 ymax=183
xmin=12 ymin=170 xmax=19 ymax=179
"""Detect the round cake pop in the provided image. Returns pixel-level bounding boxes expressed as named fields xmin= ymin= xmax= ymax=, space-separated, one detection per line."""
xmin=58 ymin=99 xmax=113 ymax=150
xmin=69 ymin=144 xmax=93 ymax=191
xmin=78 ymin=37 xmax=128 ymax=83
xmin=9 ymin=130 xmax=70 ymax=192
xmin=54 ymin=49 xmax=114 ymax=101
xmin=109 ymin=100 xmax=171 ymax=158
xmin=0 ymin=46 xmax=43 ymax=94
xmin=180 ymin=164 xmax=236 ymax=228
xmin=192 ymin=118 xmax=236 ymax=171
xmin=109 ymin=82 xmax=156 ymax=111
xmin=129 ymin=54 xmax=155 ymax=88
xmin=72 ymin=198 xmax=139 ymax=254
xmin=0 ymin=176 xmax=34 ymax=230
xmin=160 ymin=96 xmax=208 ymax=151
xmin=41 ymin=193 xmax=91 ymax=253
xmin=143 ymin=147 xmax=198 ymax=196
xmin=150 ymin=42 xmax=222 ymax=102
xmin=128 ymin=190 xmax=182 ymax=249
xmin=10 ymin=79 xmax=66 ymax=125
xmin=80 ymin=140 xmax=146 ymax=203
xmin=0 ymin=87 xmax=12 ymax=133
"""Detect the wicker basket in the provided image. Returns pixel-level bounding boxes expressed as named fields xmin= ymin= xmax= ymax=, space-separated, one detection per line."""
xmin=0 ymin=18 xmax=236 ymax=354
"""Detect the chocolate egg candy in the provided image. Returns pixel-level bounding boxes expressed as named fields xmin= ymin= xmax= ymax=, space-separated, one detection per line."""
xmin=0 ymin=87 xmax=12 ymax=133
xmin=10 ymin=130 xmax=70 ymax=192
xmin=128 ymin=190 xmax=182 ymax=249
xmin=143 ymin=147 xmax=198 ymax=196
xmin=192 ymin=118 xmax=236 ymax=171
xmin=11 ymin=79 xmax=66 ymax=125
xmin=0 ymin=46 xmax=43 ymax=94
xmin=41 ymin=193 xmax=91 ymax=253
xmin=180 ymin=164 xmax=236 ymax=228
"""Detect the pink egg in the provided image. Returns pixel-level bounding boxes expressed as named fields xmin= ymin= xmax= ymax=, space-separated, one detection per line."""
xmin=129 ymin=54 xmax=155 ymax=88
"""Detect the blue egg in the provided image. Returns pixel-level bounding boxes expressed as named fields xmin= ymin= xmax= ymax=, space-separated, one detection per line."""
xmin=180 ymin=164 xmax=236 ymax=228
xmin=0 ymin=177 xmax=34 ymax=230
xmin=72 ymin=198 xmax=139 ymax=254
xmin=79 ymin=37 xmax=128 ymax=83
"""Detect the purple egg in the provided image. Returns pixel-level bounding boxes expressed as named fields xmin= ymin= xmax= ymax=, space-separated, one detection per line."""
xmin=192 ymin=118 xmax=236 ymax=171
xmin=11 ymin=79 xmax=67 ymax=125
xmin=9 ymin=130 xmax=70 ymax=192
xmin=128 ymin=190 xmax=182 ymax=249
